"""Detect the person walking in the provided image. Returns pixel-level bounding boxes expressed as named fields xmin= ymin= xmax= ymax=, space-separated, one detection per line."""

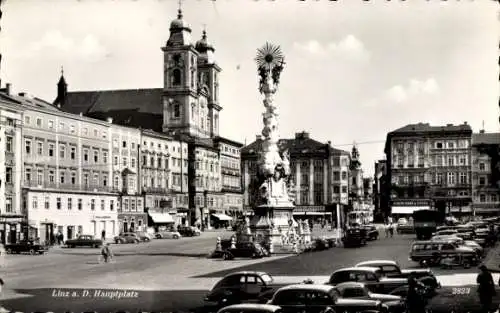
xmin=406 ymin=275 xmax=427 ymax=313
xmin=101 ymin=229 xmax=106 ymax=242
xmin=385 ymin=222 xmax=390 ymax=238
xmin=477 ymin=264 xmax=496 ymax=313
xmin=388 ymin=222 xmax=394 ymax=238
xmin=101 ymin=243 xmax=113 ymax=263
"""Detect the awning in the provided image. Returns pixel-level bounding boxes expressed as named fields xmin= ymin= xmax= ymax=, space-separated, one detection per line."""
xmin=148 ymin=212 xmax=174 ymax=223
xmin=293 ymin=212 xmax=326 ymax=216
xmin=391 ymin=206 xmax=430 ymax=214
xmin=211 ymin=214 xmax=233 ymax=221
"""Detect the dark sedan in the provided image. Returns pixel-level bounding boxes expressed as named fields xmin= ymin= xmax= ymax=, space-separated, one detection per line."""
xmin=5 ymin=240 xmax=49 ymax=255
xmin=65 ymin=235 xmax=103 ymax=248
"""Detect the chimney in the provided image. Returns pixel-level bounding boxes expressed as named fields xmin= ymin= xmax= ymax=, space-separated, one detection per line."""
xmin=5 ymin=83 xmax=10 ymax=95
xmin=295 ymin=131 xmax=310 ymax=139
xmin=106 ymin=117 xmax=113 ymax=124
xmin=446 ymin=123 xmax=453 ymax=127
xmin=256 ymin=135 xmax=262 ymax=141
xmin=463 ymin=121 xmax=467 ymax=125
xmin=480 ymin=129 xmax=485 ymax=134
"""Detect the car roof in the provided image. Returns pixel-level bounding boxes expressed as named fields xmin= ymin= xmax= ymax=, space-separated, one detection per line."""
xmin=334 ymin=282 xmax=366 ymax=290
xmin=277 ymin=284 xmax=334 ymax=292
xmin=356 ymin=260 xmax=397 ymax=267
xmin=224 ymin=271 xmax=270 ymax=277
xmin=218 ymin=304 xmax=282 ymax=313
xmin=334 ymin=267 xmax=380 ymax=273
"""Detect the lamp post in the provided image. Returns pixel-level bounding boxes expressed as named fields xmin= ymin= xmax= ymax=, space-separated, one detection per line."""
xmin=203 ymin=190 xmax=209 ymax=231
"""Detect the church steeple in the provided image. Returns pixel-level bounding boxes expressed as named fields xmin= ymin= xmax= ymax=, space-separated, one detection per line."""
xmin=195 ymin=26 xmax=216 ymax=64
xmin=55 ymin=66 xmax=68 ymax=108
xmin=166 ymin=1 xmax=192 ymax=47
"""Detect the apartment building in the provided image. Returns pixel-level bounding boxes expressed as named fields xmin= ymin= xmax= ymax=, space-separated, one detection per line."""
xmin=0 ymin=95 xmax=24 ymax=244
xmin=9 ymin=93 xmax=120 ymax=244
xmin=242 ymin=132 xmax=351 ymax=222
xmin=384 ymin=123 xmax=473 ymax=218
xmin=373 ymin=159 xmax=388 ymax=221
xmin=215 ymin=137 xmax=243 ymax=219
xmin=471 ymin=131 xmax=500 ymax=216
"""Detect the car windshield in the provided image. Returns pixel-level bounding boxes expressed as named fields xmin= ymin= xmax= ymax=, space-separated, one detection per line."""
xmin=329 ymin=289 xmax=340 ymax=301
xmin=261 ymin=274 xmax=273 ymax=283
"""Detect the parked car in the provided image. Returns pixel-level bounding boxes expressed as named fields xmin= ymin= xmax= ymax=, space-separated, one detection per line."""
xmin=268 ymin=284 xmax=388 ymax=313
xmin=342 ymin=227 xmax=367 ymax=247
xmin=462 ymin=240 xmax=484 ymax=257
xmin=114 ymin=232 xmax=140 ymax=244
xmin=204 ymin=271 xmax=282 ymax=307
xmin=396 ymin=219 xmax=414 ymax=234
xmin=65 ymin=235 xmax=103 ymax=248
xmin=135 ymin=231 xmax=152 ymax=242
xmin=155 ymin=230 xmax=181 ymax=239
xmin=178 ymin=226 xmax=201 ymax=237
xmin=409 ymin=240 xmax=479 ymax=267
xmin=5 ymin=240 xmax=49 ymax=255
xmin=355 ymin=260 xmax=440 ymax=290
xmin=217 ymin=304 xmax=282 ymax=313
xmin=432 ymin=229 xmax=459 ymax=237
xmin=332 ymin=282 xmax=404 ymax=312
xmin=327 ymin=267 xmax=408 ymax=294
xmin=220 ymin=240 xmax=266 ymax=260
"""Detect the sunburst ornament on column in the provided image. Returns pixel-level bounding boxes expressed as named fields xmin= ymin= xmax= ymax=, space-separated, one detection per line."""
xmin=255 ymin=42 xmax=286 ymax=92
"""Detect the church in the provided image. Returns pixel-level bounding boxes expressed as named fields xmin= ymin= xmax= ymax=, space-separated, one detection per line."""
xmin=54 ymin=8 xmax=243 ymax=227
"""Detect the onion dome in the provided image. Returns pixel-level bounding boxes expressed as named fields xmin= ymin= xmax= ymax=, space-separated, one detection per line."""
xmin=170 ymin=9 xmax=191 ymax=32
xmin=195 ymin=30 xmax=215 ymax=53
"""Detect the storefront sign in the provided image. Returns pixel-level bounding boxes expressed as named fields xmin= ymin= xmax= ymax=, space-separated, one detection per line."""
xmin=392 ymin=200 xmax=431 ymax=207
xmin=293 ymin=206 xmax=326 ymax=213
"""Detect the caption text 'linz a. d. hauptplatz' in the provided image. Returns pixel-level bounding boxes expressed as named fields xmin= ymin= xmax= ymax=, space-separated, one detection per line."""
xmin=52 ymin=289 xmax=140 ymax=300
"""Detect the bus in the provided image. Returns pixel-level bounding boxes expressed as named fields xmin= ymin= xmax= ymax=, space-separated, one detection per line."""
xmin=412 ymin=209 xmax=444 ymax=240
xmin=347 ymin=210 xmax=373 ymax=226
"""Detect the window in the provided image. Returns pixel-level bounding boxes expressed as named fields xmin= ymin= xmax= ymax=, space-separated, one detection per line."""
xmin=480 ymin=194 xmax=486 ymax=202
xmin=101 ymin=199 xmax=105 ymax=210
xmin=6 ymin=136 xmax=13 ymax=152
xmin=68 ymin=198 xmax=72 ymax=210
xmin=110 ymin=200 xmax=114 ymax=211
xmin=93 ymin=173 xmax=99 ymax=186
xmin=25 ymin=168 xmax=32 ymax=182
xmin=114 ymin=156 xmax=119 ymax=166
xmin=37 ymin=169 xmax=43 ymax=185
xmin=131 ymin=157 xmax=136 ymax=168
xmin=150 ymin=157 xmax=154 ymax=168
xmin=70 ymin=125 xmax=75 ymax=133
xmin=448 ymin=141 xmax=454 ymax=149
xmin=459 ymin=155 xmax=466 ymax=166
xmin=56 ymin=198 xmax=61 ymax=210
xmin=333 ymin=185 xmax=340 ymax=193
xmin=173 ymin=104 xmax=180 ymax=118
xmin=479 ymin=176 xmax=486 ymax=185
xmin=448 ymin=157 xmax=454 ymax=166
xmin=114 ymin=176 xmax=119 ymax=188
xmin=70 ymin=146 xmax=76 ymax=160
xmin=103 ymin=175 xmax=108 ymax=187
xmin=93 ymin=129 xmax=98 ymax=137
xmin=437 ymin=173 xmax=444 ymax=185
xmin=459 ymin=172 xmax=467 ymax=185
xmin=78 ymin=199 xmax=82 ymax=210
xmin=48 ymin=143 xmax=55 ymax=157
xmin=172 ymin=68 xmax=181 ymax=85
xmin=341 ymin=186 xmax=347 ymax=193
xmin=341 ymin=171 xmax=347 ymax=180
xmin=479 ymin=162 xmax=485 ymax=171
xmin=447 ymin=172 xmax=455 ymax=185
xmin=91 ymin=199 xmax=95 ymax=210
xmin=5 ymin=167 xmax=12 ymax=184
xmin=48 ymin=120 xmax=54 ymax=129
xmin=83 ymin=149 xmax=89 ymax=162
xmin=32 ymin=196 xmax=38 ymax=209
xmin=25 ymin=139 xmax=32 ymax=154
xmin=103 ymin=151 xmax=108 ymax=164
xmin=492 ymin=194 xmax=498 ymax=202
xmin=71 ymin=172 xmax=76 ymax=185
xmin=59 ymin=122 xmax=65 ymax=131
xmin=83 ymin=173 xmax=89 ymax=186
xmin=122 ymin=141 xmax=127 ymax=148
xmin=45 ymin=197 xmax=50 ymax=209
xmin=37 ymin=142 xmax=43 ymax=155
xmin=60 ymin=172 xmax=65 ymax=184
xmin=36 ymin=118 xmax=42 ymax=127
xmin=436 ymin=142 xmax=443 ymax=149
xmin=93 ymin=150 xmax=99 ymax=163
xmin=113 ymin=139 xmax=118 ymax=148
xmin=123 ymin=157 xmax=128 ymax=167
xmin=5 ymin=197 xmax=12 ymax=213
xmin=83 ymin=128 xmax=88 ymax=136
xmin=59 ymin=145 xmax=66 ymax=158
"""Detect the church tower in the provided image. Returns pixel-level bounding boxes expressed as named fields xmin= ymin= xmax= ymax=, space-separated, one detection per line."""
xmin=162 ymin=8 xmax=202 ymax=137
xmin=195 ymin=28 xmax=222 ymax=138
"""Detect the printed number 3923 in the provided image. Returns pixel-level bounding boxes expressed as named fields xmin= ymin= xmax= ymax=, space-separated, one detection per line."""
xmin=452 ymin=287 xmax=471 ymax=295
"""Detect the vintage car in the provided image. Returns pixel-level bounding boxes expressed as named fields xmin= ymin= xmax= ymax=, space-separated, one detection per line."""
xmin=432 ymin=229 xmax=459 ymax=237
xmin=454 ymin=227 xmax=474 ymax=240
xmin=114 ymin=232 xmax=141 ymax=244
xmin=178 ymin=226 xmax=201 ymax=237
xmin=362 ymin=225 xmax=379 ymax=241
xmin=396 ymin=219 xmax=414 ymax=234
xmin=220 ymin=240 xmax=267 ymax=260
xmin=409 ymin=240 xmax=479 ymax=267
xmin=5 ymin=240 xmax=49 ymax=255
xmin=135 ymin=231 xmax=152 ymax=242
xmin=463 ymin=240 xmax=484 ymax=257
xmin=204 ymin=271 xmax=282 ymax=307
xmin=268 ymin=284 xmax=388 ymax=313
xmin=65 ymin=235 xmax=103 ymax=248
xmin=342 ymin=227 xmax=367 ymax=248
xmin=327 ymin=267 xmax=408 ymax=294
xmin=155 ymin=230 xmax=181 ymax=239
xmin=332 ymin=282 xmax=404 ymax=312
xmin=355 ymin=260 xmax=440 ymax=289
xmin=217 ymin=304 xmax=282 ymax=313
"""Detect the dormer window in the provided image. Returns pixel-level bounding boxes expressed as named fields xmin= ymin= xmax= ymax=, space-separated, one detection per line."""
xmin=172 ymin=69 xmax=181 ymax=86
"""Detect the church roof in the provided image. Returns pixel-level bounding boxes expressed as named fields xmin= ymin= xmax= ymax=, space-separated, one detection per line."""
xmin=59 ymin=88 xmax=164 ymax=131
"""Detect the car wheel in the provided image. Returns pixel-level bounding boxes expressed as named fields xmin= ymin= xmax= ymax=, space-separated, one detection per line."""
xmin=134 ymin=239 xmax=139 ymax=244
xmin=173 ymin=235 xmax=179 ymax=239
xmin=6 ymin=248 xmax=12 ymax=254
xmin=29 ymin=249 xmax=36 ymax=255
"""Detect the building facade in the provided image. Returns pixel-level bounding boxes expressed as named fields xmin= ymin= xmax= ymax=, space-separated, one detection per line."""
xmin=373 ymin=159 xmax=388 ymax=221
xmin=471 ymin=131 xmax=500 ymax=216
xmin=242 ymin=132 xmax=351 ymax=223
xmin=384 ymin=123 xmax=473 ymax=218
xmin=54 ymin=9 xmax=243 ymax=226
xmin=0 ymin=96 xmax=24 ymax=244
xmin=215 ymin=137 xmax=243 ymax=218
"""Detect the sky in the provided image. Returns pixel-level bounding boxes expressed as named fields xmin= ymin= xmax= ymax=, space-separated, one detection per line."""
xmin=1 ymin=0 xmax=499 ymax=177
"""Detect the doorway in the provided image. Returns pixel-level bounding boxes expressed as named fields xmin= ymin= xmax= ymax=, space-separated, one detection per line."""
xmin=67 ymin=226 xmax=74 ymax=240
xmin=123 ymin=222 xmax=128 ymax=233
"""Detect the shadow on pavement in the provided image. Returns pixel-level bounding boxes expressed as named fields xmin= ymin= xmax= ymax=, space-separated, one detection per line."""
xmin=2 ymin=288 xmax=212 ymax=313
xmin=59 ymin=252 xmax=211 ymax=258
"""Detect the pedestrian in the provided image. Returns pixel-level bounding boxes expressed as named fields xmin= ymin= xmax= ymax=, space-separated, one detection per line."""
xmin=60 ymin=233 xmax=64 ymax=245
xmin=101 ymin=229 xmax=106 ymax=242
xmin=101 ymin=243 xmax=113 ymax=263
xmin=385 ymin=222 xmax=390 ymax=238
xmin=477 ymin=264 xmax=496 ymax=313
xmin=406 ymin=274 xmax=427 ymax=313
xmin=389 ymin=222 xmax=394 ymax=237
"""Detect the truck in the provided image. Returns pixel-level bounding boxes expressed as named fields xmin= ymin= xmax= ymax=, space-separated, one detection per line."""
xmin=413 ymin=209 xmax=443 ymax=240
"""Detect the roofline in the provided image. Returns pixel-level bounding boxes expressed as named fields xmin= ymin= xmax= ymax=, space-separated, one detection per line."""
xmin=214 ymin=136 xmax=244 ymax=147
xmin=141 ymin=129 xmax=174 ymax=141
xmin=66 ymin=87 xmax=163 ymax=94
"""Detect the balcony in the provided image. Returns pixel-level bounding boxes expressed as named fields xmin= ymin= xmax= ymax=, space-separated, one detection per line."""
xmin=143 ymin=187 xmax=169 ymax=194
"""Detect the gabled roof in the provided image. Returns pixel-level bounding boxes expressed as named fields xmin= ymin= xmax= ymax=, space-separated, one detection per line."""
xmin=241 ymin=136 xmax=349 ymax=157
xmin=12 ymin=94 xmax=61 ymax=112
xmin=389 ymin=123 xmax=472 ymax=135
xmin=472 ymin=133 xmax=500 ymax=146
xmin=61 ymin=88 xmax=163 ymax=115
